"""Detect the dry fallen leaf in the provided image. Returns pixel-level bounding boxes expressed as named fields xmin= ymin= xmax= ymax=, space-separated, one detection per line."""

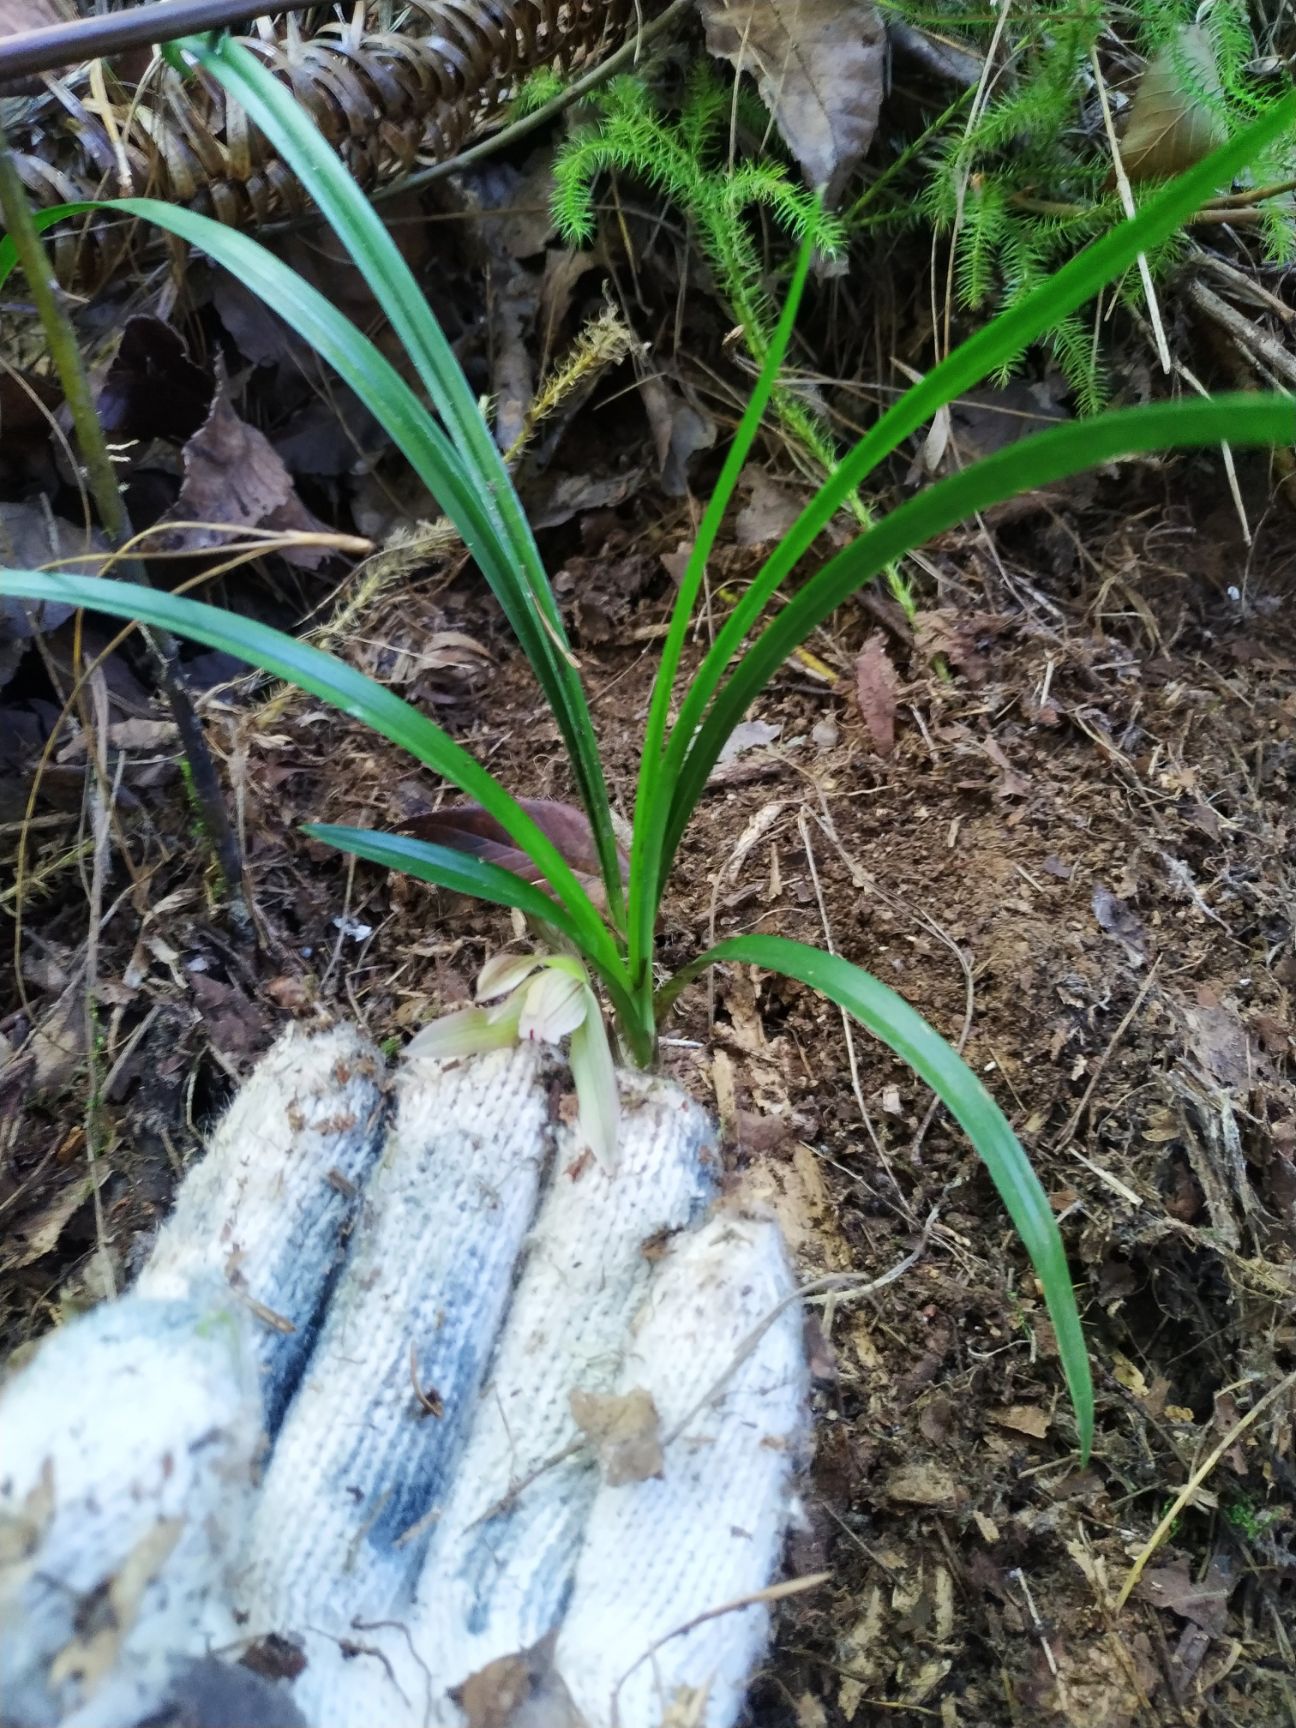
xmin=1119 ymin=25 xmax=1227 ymax=183
xmin=639 ymin=375 xmax=717 ymax=497
xmin=1137 ymin=1557 xmax=1233 ymax=1635
xmin=881 ymin=1461 xmax=965 ymax=1508
xmin=715 ymin=718 xmax=781 ymax=768
xmin=156 ymin=360 xmax=330 ymax=569
xmin=659 ymin=1686 xmax=711 ymax=1728
xmin=406 ymin=798 xmax=628 ymax=912
xmin=1 ymin=1173 xmax=107 ymax=1273
xmin=853 ymin=633 xmax=898 ymax=756
xmin=569 ymin=1385 xmax=664 ymax=1485
xmin=734 ymin=471 xmax=803 ymax=546
xmin=453 ymin=1634 xmax=589 ymax=1728
xmin=49 ymin=1520 xmax=183 ymax=1695
xmin=988 ymin=1404 xmax=1051 ymax=1440
xmin=699 ymin=0 xmax=886 ymax=195
xmin=0 ymin=502 xmax=107 ymax=690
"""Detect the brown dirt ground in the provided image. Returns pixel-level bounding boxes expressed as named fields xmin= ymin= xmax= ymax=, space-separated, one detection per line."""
xmin=2 ymin=451 xmax=1294 ymax=1727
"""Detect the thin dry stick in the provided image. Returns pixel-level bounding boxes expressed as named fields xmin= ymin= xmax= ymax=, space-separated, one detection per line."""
xmin=1183 ymin=276 xmax=1296 ymax=391
xmin=1090 ymin=44 xmax=1171 ymax=375
xmin=82 ymin=664 xmax=119 ymax=1300
xmin=1116 ymin=1367 xmax=1296 ymax=1609
xmin=611 ymin=1571 xmax=832 ymax=1728
xmin=1131 ymin=306 xmax=1251 ymax=545
xmin=797 ymin=807 xmax=916 ymax=1223
xmin=662 ymin=1238 xmax=934 ymax=1450
xmin=939 ymin=0 xmax=1015 ymax=364
xmin=1055 ymin=957 xmax=1161 ymax=1147
xmin=470 ymin=1239 xmax=931 ymax=1531
xmin=9 ymin=545 xmax=310 ymax=1002
xmin=806 ymin=799 xmax=974 ymax=1166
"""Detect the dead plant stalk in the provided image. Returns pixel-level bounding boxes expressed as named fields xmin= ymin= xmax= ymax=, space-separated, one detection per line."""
xmin=0 ymin=114 xmax=247 ymax=923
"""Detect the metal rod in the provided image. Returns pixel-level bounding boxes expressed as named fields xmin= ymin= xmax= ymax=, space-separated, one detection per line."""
xmin=0 ymin=0 xmax=319 ymax=82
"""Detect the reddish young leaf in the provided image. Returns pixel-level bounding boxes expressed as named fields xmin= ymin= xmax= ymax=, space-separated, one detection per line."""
xmin=407 ymin=799 xmax=626 ymax=911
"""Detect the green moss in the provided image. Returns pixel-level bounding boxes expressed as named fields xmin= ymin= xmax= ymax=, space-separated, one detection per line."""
xmin=881 ymin=0 xmax=1294 ymax=407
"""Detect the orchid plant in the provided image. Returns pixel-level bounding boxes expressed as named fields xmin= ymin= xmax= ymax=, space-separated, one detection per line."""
xmin=5 ymin=31 xmax=1295 ymax=1460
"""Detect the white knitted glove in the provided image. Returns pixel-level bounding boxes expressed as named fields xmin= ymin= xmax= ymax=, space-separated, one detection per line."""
xmin=0 ymin=1026 xmax=808 ymax=1728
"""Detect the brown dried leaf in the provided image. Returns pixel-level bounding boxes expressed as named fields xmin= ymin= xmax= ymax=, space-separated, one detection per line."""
xmin=453 ymin=1634 xmax=589 ymax=1728
xmin=715 ymin=719 xmax=780 ymax=767
xmin=569 ymin=1385 xmax=664 ymax=1485
xmin=188 ymin=972 xmax=268 ymax=1061
xmin=49 ymin=1520 xmax=183 ymax=1694
xmin=1181 ymin=990 xmax=1254 ymax=1090
xmin=0 ymin=502 xmax=109 ymax=688
xmin=0 ymin=1172 xmax=105 ymax=1272
xmin=981 ymin=736 xmax=1030 ymax=800
xmin=1137 ymin=1557 xmax=1232 ymax=1634
xmin=1091 ymin=885 xmax=1148 ymax=963
xmin=699 ymin=0 xmax=885 ymax=195
xmin=853 ymin=633 xmax=898 ymax=756
xmin=1120 ymin=25 xmax=1227 ymax=183
xmin=406 ymin=799 xmax=627 ymax=913
xmin=156 ymin=360 xmax=329 ymax=569
xmin=734 ymin=471 xmax=803 ymax=547
xmin=988 ymin=1404 xmax=1051 ymax=1440
xmin=638 ymin=376 xmax=717 ymax=497
xmin=881 ymin=1461 xmax=965 ymax=1508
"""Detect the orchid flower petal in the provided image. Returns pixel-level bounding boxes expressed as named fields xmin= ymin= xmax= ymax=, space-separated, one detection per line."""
xmin=569 ymin=985 xmax=619 ymax=1167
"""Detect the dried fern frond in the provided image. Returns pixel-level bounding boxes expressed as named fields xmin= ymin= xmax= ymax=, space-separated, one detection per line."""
xmin=5 ymin=0 xmax=637 ymax=287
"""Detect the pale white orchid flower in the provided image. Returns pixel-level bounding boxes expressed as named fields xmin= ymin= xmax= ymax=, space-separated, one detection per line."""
xmin=407 ymin=953 xmax=619 ymax=1164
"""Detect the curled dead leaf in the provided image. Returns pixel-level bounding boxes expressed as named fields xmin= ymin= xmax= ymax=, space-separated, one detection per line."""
xmin=699 ymin=0 xmax=885 ymax=196
xmin=407 ymin=799 xmax=627 ymax=912
xmin=155 ymin=359 xmax=330 ymax=570
xmin=1119 ymin=26 xmax=1227 ymax=183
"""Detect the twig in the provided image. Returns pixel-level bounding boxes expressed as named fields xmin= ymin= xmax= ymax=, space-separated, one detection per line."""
xmin=1053 ymin=958 xmax=1161 ymax=1155
xmin=662 ymin=1234 xmax=934 ymax=1450
xmin=1116 ymin=1368 xmax=1296 ymax=1609
xmin=1090 ymin=45 xmax=1170 ymax=375
xmin=1010 ymin=195 xmax=1274 ymax=227
xmin=1182 ymin=276 xmax=1296 ymax=392
xmin=470 ymin=1234 xmax=932 ymax=1529
xmin=0 ymin=113 xmax=248 ymax=925
xmin=797 ymin=807 xmax=914 ymax=1220
xmin=1127 ymin=303 xmax=1252 ymax=544
xmin=610 ymin=1571 xmax=831 ymax=1727
xmin=82 ymin=663 xmax=118 ymax=1299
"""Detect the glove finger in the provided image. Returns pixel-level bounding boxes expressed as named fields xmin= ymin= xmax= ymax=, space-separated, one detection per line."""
xmin=555 ymin=1207 xmax=807 ymax=1728
xmin=411 ymin=1070 xmax=718 ymax=1690
xmin=0 ymin=1299 xmax=260 ymax=1728
xmin=1 ymin=1025 xmax=386 ymax=1728
xmin=234 ymin=1043 xmax=553 ymax=1724
xmin=137 ymin=1024 xmax=386 ymax=1428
